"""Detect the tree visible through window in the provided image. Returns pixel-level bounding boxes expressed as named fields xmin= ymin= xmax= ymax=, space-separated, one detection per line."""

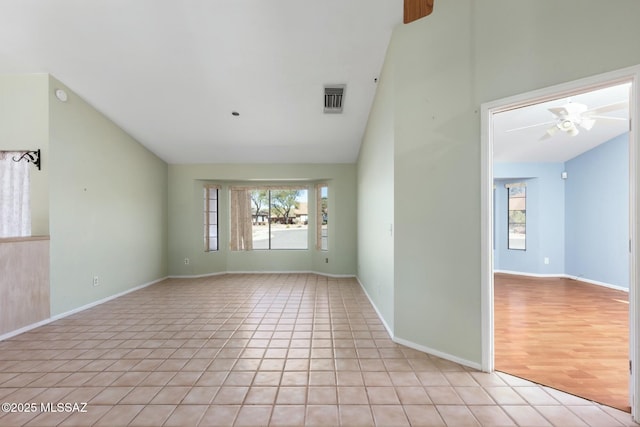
xmin=248 ymin=188 xmax=308 ymax=250
xmin=507 ymin=184 xmax=526 ymax=250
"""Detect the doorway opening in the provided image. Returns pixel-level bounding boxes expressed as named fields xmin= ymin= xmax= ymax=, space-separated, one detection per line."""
xmin=481 ymin=67 xmax=639 ymax=419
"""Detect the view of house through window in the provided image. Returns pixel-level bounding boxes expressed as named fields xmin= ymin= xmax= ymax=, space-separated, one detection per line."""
xmin=204 ymin=185 xmax=219 ymax=251
xmin=250 ymin=188 xmax=308 ymax=250
xmin=507 ymin=183 xmax=526 ymax=250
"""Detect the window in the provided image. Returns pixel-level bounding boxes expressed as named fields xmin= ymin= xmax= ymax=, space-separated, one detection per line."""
xmin=204 ymin=185 xmax=219 ymax=251
xmin=231 ymin=186 xmax=308 ymax=250
xmin=507 ymin=183 xmax=526 ymax=250
xmin=316 ymin=184 xmax=328 ymax=251
xmin=0 ymin=151 xmax=31 ymax=238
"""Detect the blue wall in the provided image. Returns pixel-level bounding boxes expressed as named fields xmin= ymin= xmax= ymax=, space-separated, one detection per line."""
xmin=494 ymin=163 xmax=566 ymax=275
xmin=565 ymin=134 xmax=629 ymax=288
xmin=494 ymin=134 xmax=629 ymax=289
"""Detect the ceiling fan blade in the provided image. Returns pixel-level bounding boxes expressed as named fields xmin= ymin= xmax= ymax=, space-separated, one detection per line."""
xmin=588 ymin=115 xmax=628 ymax=122
xmin=404 ymin=0 xmax=434 ymax=23
xmin=505 ymin=120 xmax=556 ymax=133
xmin=539 ymin=125 xmax=558 ymax=140
xmin=548 ymin=106 xmax=569 ymax=117
xmin=578 ymin=117 xmax=596 ymax=131
xmin=584 ymin=100 xmax=628 ymax=116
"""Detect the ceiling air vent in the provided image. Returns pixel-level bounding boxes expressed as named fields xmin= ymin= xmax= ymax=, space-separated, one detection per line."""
xmin=324 ymin=84 xmax=345 ymax=114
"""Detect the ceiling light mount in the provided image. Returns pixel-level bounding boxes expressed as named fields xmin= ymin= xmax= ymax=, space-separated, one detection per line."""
xmin=54 ymin=88 xmax=68 ymax=102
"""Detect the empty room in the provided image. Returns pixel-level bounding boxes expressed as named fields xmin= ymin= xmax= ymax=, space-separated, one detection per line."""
xmin=2 ymin=1 xmax=640 ymax=426
xmin=491 ymin=83 xmax=631 ymax=411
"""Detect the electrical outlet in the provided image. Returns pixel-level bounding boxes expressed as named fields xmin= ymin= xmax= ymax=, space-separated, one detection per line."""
xmin=544 ymin=257 xmax=550 ymax=265
xmin=93 ymin=276 xmax=99 ymax=287
xmin=325 ymin=258 xmax=329 ymax=264
xmin=184 ymin=258 xmax=190 ymax=265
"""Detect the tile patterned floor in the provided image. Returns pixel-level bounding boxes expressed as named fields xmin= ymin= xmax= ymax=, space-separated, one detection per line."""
xmin=0 ymin=273 xmax=637 ymax=426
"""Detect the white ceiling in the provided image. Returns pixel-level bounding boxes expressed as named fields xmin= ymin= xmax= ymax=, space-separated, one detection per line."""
xmin=493 ymin=83 xmax=631 ymax=163
xmin=0 ymin=0 xmax=402 ymax=164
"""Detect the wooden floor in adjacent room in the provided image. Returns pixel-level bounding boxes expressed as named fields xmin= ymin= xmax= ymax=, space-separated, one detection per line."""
xmin=494 ymin=273 xmax=630 ymax=412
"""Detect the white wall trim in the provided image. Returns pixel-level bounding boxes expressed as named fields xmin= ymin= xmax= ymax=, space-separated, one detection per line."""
xmin=354 ymin=276 xmax=482 ymax=371
xmin=494 ymin=269 xmax=629 ymax=292
xmin=169 ymin=271 xmax=356 ymax=279
xmin=50 ymin=276 xmax=169 ymax=322
xmin=393 ymin=336 xmax=482 ymax=371
xmin=167 ymin=271 xmax=228 ymax=279
xmin=0 ymin=318 xmax=55 ymax=342
xmin=0 ymin=276 xmax=168 ymax=342
xmin=494 ymin=269 xmax=566 ymax=278
xmin=355 ymin=276 xmax=394 ymax=339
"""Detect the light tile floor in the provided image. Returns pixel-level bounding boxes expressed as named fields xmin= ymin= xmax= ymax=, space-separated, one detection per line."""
xmin=0 ymin=273 xmax=638 ymax=426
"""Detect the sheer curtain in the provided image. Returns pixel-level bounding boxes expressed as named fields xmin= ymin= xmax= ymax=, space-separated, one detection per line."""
xmin=230 ymin=187 xmax=253 ymax=251
xmin=0 ymin=152 xmax=31 ymax=238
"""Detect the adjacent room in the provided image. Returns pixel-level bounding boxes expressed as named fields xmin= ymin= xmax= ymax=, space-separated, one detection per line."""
xmin=2 ymin=1 xmax=640 ymax=426
xmin=491 ymin=83 xmax=631 ymax=411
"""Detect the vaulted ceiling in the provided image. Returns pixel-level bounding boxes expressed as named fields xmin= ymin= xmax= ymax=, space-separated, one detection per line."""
xmin=10 ymin=1 xmax=621 ymax=168
xmin=0 ymin=0 xmax=403 ymax=164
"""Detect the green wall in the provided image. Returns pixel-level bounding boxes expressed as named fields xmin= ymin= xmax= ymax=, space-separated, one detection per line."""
xmin=358 ymin=0 xmax=640 ymax=366
xmin=48 ymin=76 xmax=168 ymax=316
xmin=0 ymin=74 xmax=50 ymax=235
xmin=357 ymin=50 xmax=395 ymax=332
xmin=168 ymin=163 xmax=357 ymax=277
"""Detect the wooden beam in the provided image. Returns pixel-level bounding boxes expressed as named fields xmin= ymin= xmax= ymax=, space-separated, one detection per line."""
xmin=404 ymin=0 xmax=434 ymax=24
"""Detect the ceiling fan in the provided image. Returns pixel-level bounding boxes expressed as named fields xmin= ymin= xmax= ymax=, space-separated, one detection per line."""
xmin=506 ymin=99 xmax=629 ymax=140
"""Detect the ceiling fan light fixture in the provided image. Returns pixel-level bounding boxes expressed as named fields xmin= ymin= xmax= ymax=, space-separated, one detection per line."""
xmin=558 ymin=120 xmax=573 ymax=131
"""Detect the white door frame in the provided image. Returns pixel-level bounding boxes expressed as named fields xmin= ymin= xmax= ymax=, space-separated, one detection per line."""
xmin=480 ymin=65 xmax=640 ymax=419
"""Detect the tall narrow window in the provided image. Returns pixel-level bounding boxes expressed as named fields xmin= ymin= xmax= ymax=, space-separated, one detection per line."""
xmin=0 ymin=152 xmax=31 ymax=238
xmin=316 ymin=184 xmax=328 ymax=251
xmin=204 ymin=185 xmax=219 ymax=251
xmin=507 ymin=183 xmax=526 ymax=250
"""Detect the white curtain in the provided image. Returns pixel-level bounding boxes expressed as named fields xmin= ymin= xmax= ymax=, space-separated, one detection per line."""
xmin=0 ymin=152 xmax=31 ymax=238
xmin=230 ymin=187 xmax=253 ymax=251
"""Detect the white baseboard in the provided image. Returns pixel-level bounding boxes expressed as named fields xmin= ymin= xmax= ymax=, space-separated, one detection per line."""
xmin=494 ymin=269 xmax=564 ymax=278
xmin=167 ymin=271 xmax=228 ymax=279
xmin=354 ymin=276 xmax=481 ymax=371
xmin=393 ymin=336 xmax=482 ymax=371
xmin=50 ymin=276 xmax=168 ymax=321
xmin=355 ymin=276 xmax=394 ymax=339
xmin=0 ymin=318 xmax=56 ymax=342
xmin=0 ymin=276 xmax=168 ymax=342
xmin=566 ymin=275 xmax=629 ymax=292
xmin=169 ymin=270 xmax=356 ymax=279
xmin=494 ymin=270 xmax=628 ymax=292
